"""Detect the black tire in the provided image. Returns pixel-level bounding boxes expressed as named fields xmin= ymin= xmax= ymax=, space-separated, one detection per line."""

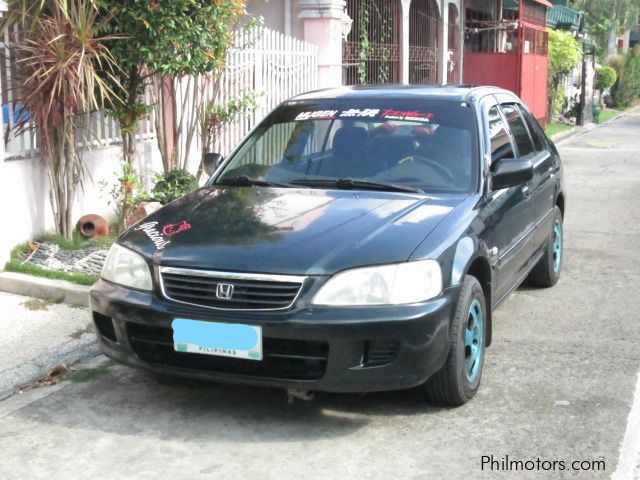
xmin=423 ymin=275 xmax=487 ymax=406
xmin=528 ymin=206 xmax=563 ymax=287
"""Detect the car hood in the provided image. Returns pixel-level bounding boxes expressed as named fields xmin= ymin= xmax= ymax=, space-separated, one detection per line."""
xmin=119 ymin=187 xmax=464 ymax=275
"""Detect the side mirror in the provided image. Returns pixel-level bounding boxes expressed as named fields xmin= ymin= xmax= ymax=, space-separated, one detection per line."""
xmin=203 ymin=152 xmax=224 ymax=176
xmin=492 ymin=157 xmax=533 ymax=190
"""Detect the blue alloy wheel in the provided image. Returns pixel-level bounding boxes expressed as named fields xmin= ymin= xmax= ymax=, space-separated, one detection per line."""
xmin=552 ymin=219 xmax=562 ymax=273
xmin=464 ymin=298 xmax=483 ymax=382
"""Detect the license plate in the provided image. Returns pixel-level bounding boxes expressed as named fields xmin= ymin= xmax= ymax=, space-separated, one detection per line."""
xmin=171 ymin=319 xmax=262 ymax=361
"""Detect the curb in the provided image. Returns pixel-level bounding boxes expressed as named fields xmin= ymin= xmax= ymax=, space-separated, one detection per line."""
xmin=0 ymin=333 xmax=100 ymax=400
xmin=0 ymin=271 xmax=90 ymax=307
xmin=552 ymin=106 xmax=640 ymax=145
xmin=549 ymin=126 xmax=578 ymax=143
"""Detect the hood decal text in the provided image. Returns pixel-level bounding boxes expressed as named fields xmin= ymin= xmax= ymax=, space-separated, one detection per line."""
xmin=135 ymin=222 xmax=171 ymax=250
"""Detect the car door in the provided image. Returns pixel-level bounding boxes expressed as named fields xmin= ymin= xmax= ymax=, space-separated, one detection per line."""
xmin=518 ymin=104 xmax=557 ymax=250
xmin=479 ymin=99 xmax=535 ymax=302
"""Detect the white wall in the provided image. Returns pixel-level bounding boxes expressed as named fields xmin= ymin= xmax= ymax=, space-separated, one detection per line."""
xmin=0 ymin=140 xmax=162 ymax=259
xmin=246 ymin=0 xmax=305 ymax=40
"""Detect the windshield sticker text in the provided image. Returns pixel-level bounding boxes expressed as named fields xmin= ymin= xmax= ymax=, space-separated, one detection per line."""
xmin=162 ymin=220 xmax=192 ymax=237
xmin=339 ymin=108 xmax=380 ymax=118
xmin=135 ymin=221 xmax=171 ymax=250
xmin=380 ymin=109 xmax=434 ymax=122
xmin=295 ymin=110 xmax=338 ymax=121
xmin=294 ymin=108 xmax=434 ymax=123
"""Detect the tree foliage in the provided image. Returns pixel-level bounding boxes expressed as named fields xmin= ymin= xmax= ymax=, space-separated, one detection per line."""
xmin=615 ymin=48 xmax=640 ymax=107
xmin=98 ymin=0 xmax=249 ymax=173
xmin=573 ymin=0 xmax=640 ymax=57
xmin=4 ymin=0 xmax=120 ymax=238
xmin=547 ymin=29 xmax=581 ymax=121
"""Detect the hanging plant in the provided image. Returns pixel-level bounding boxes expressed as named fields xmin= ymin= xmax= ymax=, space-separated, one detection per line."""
xmin=357 ymin=1 xmax=371 ymax=85
xmin=376 ymin=2 xmax=392 ymax=84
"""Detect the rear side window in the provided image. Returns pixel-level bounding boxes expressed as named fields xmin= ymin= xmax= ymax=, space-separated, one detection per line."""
xmin=518 ymin=106 xmax=547 ymax=152
xmin=487 ymin=106 xmax=514 ymax=165
xmin=500 ymin=104 xmax=535 ymax=158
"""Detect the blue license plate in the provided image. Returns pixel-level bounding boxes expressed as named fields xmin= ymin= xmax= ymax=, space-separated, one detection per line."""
xmin=172 ymin=319 xmax=262 ymax=361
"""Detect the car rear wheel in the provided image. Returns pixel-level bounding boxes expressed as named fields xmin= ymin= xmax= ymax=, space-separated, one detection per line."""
xmin=422 ymin=275 xmax=486 ymax=406
xmin=528 ymin=206 xmax=563 ymax=287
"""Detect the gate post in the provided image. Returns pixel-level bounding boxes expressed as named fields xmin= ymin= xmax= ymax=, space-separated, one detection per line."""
xmin=299 ymin=0 xmax=347 ymax=88
xmin=401 ymin=0 xmax=411 ymax=84
xmin=0 ymin=3 xmax=9 ymax=267
xmin=438 ymin=0 xmax=450 ymax=84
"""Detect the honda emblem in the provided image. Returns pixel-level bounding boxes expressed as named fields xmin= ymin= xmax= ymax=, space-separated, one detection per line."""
xmin=216 ymin=283 xmax=234 ymax=300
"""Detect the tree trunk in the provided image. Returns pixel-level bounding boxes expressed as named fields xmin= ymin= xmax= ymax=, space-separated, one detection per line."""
xmin=607 ymin=25 xmax=618 ymax=57
xmin=155 ymin=76 xmax=177 ymax=172
xmin=547 ymin=76 xmax=560 ymax=123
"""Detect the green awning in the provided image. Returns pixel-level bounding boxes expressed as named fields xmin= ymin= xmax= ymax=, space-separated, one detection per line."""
xmin=547 ymin=4 xmax=583 ymax=31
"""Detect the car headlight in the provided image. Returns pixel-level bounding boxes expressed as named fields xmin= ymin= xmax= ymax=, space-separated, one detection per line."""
xmin=101 ymin=243 xmax=153 ymax=291
xmin=312 ymin=259 xmax=442 ymax=306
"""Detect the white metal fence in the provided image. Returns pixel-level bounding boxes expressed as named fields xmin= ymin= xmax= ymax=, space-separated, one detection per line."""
xmin=1 ymin=25 xmax=318 ymax=165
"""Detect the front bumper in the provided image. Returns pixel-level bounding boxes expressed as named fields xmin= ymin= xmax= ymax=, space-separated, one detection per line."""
xmin=89 ymin=280 xmax=459 ymax=393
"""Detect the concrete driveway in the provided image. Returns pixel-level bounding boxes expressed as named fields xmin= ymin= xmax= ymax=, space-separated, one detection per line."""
xmin=1 ymin=112 xmax=640 ymax=480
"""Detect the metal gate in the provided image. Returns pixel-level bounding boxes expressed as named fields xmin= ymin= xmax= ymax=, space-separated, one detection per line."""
xmin=343 ymin=0 xmax=401 ymax=85
xmin=409 ymin=0 xmax=439 ymax=84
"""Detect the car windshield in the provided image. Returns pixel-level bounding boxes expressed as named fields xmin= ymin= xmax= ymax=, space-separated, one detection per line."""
xmin=213 ymin=99 xmax=478 ymax=193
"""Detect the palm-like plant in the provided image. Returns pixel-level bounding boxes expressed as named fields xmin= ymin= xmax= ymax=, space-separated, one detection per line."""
xmin=8 ymin=0 xmax=120 ymax=238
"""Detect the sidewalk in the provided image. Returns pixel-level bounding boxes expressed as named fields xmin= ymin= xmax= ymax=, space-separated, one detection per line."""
xmin=0 ymin=291 xmax=98 ymax=396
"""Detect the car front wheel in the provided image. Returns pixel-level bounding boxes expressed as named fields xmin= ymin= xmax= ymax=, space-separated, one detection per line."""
xmin=422 ymin=275 xmax=486 ymax=406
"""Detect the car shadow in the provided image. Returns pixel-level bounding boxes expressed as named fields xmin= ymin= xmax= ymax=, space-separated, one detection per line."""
xmin=14 ymin=363 xmax=449 ymax=444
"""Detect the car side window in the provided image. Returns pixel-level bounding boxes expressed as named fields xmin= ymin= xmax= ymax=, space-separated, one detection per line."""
xmin=500 ymin=104 xmax=535 ymax=158
xmin=517 ymin=105 xmax=547 ymax=152
xmin=487 ymin=106 xmax=514 ymax=166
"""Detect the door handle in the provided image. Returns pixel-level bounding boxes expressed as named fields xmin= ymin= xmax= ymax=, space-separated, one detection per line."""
xmin=521 ymin=185 xmax=531 ymax=198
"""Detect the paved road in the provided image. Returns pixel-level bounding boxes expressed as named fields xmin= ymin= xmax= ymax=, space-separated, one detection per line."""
xmin=1 ymin=113 xmax=640 ymax=479
xmin=0 ymin=292 xmax=96 ymax=396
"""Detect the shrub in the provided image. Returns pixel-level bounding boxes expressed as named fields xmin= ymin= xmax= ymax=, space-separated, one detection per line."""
xmin=614 ymin=48 xmax=640 ymax=108
xmin=595 ymin=66 xmax=617 ymax=92
xmin=150 ymin=170 xmax=199 ymax=205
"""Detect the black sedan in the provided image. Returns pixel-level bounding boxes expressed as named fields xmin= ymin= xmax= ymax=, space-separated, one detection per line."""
xmin=90 ymin=85 xmax=565 ymax=405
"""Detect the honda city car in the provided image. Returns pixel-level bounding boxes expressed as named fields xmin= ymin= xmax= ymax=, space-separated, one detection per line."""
xmin=90 ymin=85 xmax=565 ymax=405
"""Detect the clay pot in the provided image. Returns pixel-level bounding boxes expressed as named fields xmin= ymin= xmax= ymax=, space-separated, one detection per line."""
xmin=125 ymin=201 xmax=163 ymax=228
xmin=77 ymin=214 xmax=109 ymax=238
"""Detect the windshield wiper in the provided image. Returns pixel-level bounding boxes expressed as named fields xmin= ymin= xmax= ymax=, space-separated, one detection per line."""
xmin=289 ymin=178 xmax=422 ymax=194
xmin=216 ymin=175 xmax=290 ymax=188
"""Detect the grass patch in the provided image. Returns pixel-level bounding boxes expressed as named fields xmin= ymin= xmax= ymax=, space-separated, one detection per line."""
xmin=69 ymin=363 xmax=112 ymax=382
xmin=41 ymin=230 xmax=116 ymax=250
xmin=597 ymin=108 xmax=620 ymax=124
xmin=545 ymin=122 xmax=573 ymax=137
xmin=3 ymin=238 xmax=103 ymax=287
xmin=4 ymin=259 xmax=98 ymax=286
xmin=21 ymin=298 xmax=55 ymax=311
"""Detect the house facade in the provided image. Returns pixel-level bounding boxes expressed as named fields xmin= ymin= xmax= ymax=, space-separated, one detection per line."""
xmin=247 ymin=0 xmax=464 ymax=88
xmin=462 ymin=0 xmax=551 ymax=124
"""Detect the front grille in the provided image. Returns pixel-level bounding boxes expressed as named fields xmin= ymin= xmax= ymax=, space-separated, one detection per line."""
xmin=364 ymin=340 xmax=399 ymax=367
xmin=127 ymin=323 xmax=328 ymax=381
xmin=160 ymin=267 xmax=305 ymax=311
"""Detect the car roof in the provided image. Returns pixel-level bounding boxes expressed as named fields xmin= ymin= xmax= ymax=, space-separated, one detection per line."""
xmin=289 ymin=84 xmax=516 ymax=103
